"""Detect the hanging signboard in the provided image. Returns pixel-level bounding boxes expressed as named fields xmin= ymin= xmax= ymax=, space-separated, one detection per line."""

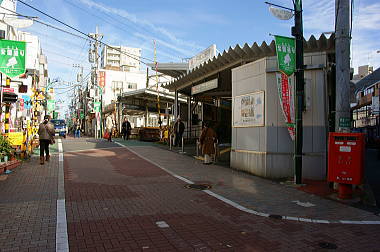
xmin=274 ymin=35 xmax=296 ymax=76
xmin=47 ymin=100 xmax=55 ymax=111
xmin=0 ymin=40 xmax=26 ymax=78
xmin=191 ymin=79 xmax=218 ymax=95
xmin=233 ymin=91 xmax=265 ymax=127
xmin=276 ymin=72 xmax=295 ymax=140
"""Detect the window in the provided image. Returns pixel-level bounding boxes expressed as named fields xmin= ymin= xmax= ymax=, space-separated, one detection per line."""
xmin=127 ymin=82 xmax=137 ymax=89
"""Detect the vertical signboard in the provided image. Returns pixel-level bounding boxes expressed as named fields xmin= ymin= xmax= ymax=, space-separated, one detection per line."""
xmin=274 ymin=35 xmax=296 ymax=76
xmin=276 ymin=73 xmax=295 ymax=140
xmin=98 ymin=70 xmax=106 ymax=88
xmin=0 ymin=40 xmax=26 ymax=78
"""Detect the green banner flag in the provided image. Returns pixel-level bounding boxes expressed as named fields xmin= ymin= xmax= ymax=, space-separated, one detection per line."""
xmin=0 ymin=40 xmax=26 ymax=78
xmin=53 ymin=111 xmax=59 ymax=119
xmin=80 ymin=111 xmax=84 ymax=119
xmin=47 ymin=100 xmax=55 ymax=111
xmin=274 ymin=35 xmax=296 ymax=76
xmin=94 ymin=101 xmax=101 ymax=112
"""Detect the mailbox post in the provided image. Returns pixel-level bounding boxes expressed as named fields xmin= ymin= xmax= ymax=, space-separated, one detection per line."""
xmin=327 ymin=132 xmax=365 ymax=199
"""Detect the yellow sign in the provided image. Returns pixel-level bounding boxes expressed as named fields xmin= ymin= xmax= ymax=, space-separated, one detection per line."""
xmin=8 ymin=132 xmax=24 ymax=145
xmin=36 ymin=93 xmax=45 ymax=101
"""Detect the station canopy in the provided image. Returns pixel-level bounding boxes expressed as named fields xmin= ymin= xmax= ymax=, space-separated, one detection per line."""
xmin=161 ymin=34 xmax=335 ymax=99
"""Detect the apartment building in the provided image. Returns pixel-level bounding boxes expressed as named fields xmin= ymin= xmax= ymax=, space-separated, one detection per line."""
xmin=101 ymin=45 xmax=141 ymax=72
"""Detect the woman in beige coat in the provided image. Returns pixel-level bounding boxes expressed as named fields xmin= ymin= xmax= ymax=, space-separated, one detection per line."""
xmin=199 ymin=122 xmax=217 ymax=164
xmin=38 ymin=115 xmax=55 ymax=165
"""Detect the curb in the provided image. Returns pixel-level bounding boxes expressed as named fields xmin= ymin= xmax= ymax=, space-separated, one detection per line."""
xmin=115 ymin=141 xmax=380 ymax=225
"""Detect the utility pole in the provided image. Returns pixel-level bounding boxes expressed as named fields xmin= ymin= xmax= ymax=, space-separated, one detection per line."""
xmin=335 ymin=0 xmax=351 ymax=132
xmin=292 ymin=0 xmax=304 ymax=184
xmin=89 ymin=26 xmax=103 ymax=138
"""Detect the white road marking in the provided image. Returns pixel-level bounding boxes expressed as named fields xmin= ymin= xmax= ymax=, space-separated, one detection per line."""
xmin=56 ymin=139 xmax=69 ymax=251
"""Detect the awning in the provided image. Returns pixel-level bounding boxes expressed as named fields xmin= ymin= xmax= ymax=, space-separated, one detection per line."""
xmin=146 ymin=62 xmax=188 ymax=78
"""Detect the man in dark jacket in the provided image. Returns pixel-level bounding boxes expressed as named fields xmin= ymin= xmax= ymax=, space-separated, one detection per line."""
xmin=121 ymin=118 xmax=132 ymax=140
xmin=174 ymin=117 xmax=185 ymax=147
xmin=38 ymin=115 xmax=55 ymax=165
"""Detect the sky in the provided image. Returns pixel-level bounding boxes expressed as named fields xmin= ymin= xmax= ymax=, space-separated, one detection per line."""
xmin=12 ymin=0 xmax=380 ymax=116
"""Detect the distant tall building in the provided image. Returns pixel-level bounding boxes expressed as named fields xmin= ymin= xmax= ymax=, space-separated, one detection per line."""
xmin=353 ymin=65 xmax=374 ymax=80
xmin=101 ymin=45 xmax=141 ymax=72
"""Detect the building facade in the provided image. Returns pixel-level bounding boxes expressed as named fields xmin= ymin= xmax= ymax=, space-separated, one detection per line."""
xmin=101 ymin=45 xmax=141 ymax=72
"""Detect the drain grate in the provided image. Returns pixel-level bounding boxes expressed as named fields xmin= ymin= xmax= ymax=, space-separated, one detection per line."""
xmin=185 ymin=184 xmax=212 ymax=190
xmin=318 ymin=242 xmax=337 ymax=250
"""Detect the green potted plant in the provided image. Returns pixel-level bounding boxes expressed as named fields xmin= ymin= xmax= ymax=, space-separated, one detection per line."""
xmin=0 ymin=135 xmax=13 ymax=163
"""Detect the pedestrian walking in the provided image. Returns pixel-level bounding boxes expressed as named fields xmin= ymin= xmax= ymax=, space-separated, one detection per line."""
xmin=37 ymin=115 xmax=55 ymax=165
xmin=74 ymin=123 xmax=81 ymax=138
xmin=199 ymin=121 xmax=217 ymax=165
xmin=121 ymin=118 xmax=132 ymax=140
xmin=173 ymin=117 xmax=185 ymax=147
xmin=105 ymin=116 xmax=114 ymax=142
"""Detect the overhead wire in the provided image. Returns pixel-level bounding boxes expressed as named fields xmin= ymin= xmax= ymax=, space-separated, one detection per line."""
xmin=18 ymin=0 xmax=154 ymax=65
xmin=16 ymin=1 xmax=175 ymax=83
xmin=62 ymin=0 xmax=182 ymax=61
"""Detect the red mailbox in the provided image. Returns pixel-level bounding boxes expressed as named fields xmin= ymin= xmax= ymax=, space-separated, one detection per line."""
xmin=328 ymin=132 xmax=365 ymax=185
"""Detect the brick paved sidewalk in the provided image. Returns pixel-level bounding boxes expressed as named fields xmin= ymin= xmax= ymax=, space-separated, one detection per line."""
xmin=117 ymin=141 xmax=380 ymax=222
xmin=63 ymin=144 xmax=380 ymax=251
xmin=0 ymin=156 xmax=58 ymax=251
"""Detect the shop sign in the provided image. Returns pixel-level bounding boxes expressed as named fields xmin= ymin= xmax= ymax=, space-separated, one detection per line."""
xmin=47 ymin=100 xmax=55 ymax=111
xmin=94 ymin=101 xmax=101 ymax=112
xmin=274 ymin=35 xmax=296 ymax=76
xmin=3 ymin=87 xmax=14 ymax=93
xmin=188 ymin=44 xmax=217 ymax=71
xmin=98 ymin=70 xmax=106 ymax=88
xmin=276 ymin=72 xmax=295 ymax=140
xmin=191 ymin=79 xmax=218 ymax=95
xmin=22 ymin=95 xmax=31 ymax=109
xmin=0 ymin=40 xmax=26 ymax=78
xmin=8 ymin=132 xmax=24 ymax=145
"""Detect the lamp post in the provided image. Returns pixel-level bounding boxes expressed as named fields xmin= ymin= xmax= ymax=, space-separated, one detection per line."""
xmin=266 ymin=0 xmax=305 ymax=184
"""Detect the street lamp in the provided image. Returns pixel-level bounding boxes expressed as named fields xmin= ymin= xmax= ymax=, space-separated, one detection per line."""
xmin=266 ymin=0 xmax=305 ymax=184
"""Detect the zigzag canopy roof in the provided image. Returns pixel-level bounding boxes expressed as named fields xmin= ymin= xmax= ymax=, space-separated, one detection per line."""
xmin=163 ymin=34 xmax=335 ymax=91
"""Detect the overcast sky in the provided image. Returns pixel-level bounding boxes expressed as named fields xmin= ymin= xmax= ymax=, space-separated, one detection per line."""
xmin=14 ymin=0 xmax=380 ymax=115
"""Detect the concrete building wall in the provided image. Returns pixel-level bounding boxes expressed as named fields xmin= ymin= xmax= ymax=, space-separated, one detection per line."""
xmin=102 ymin=69 xmax=146 ymax=106
xmin=231 ymin=52 xmax=329 ymax=180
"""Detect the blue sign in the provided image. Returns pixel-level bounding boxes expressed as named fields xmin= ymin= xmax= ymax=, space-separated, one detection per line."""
xmin=22 ymin=95 xmax=31 ymax=109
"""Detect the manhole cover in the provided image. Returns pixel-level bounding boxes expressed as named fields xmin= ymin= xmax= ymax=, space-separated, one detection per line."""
xmin=319 ymin=242 xmax=337 ymax=249
xmin=268 ymin=214 xmax=283 ymax=220
xmin=185 ymin=184 xmax=212 ymax=190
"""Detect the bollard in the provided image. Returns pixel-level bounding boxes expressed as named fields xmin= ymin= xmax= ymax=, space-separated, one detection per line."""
xmin=169 ymin=135 xmax=172 ymax=150
xmin=196 ymin=139 xmax=199 ymax=157
xmin=214 ymin=139 xmax=218 ymax=163
xmin=179 ymin=137 xmax=186 ymax=154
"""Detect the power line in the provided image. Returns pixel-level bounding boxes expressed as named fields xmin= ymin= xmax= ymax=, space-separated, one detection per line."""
xmin=18 ymin=0 xmax=154 ymax=65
